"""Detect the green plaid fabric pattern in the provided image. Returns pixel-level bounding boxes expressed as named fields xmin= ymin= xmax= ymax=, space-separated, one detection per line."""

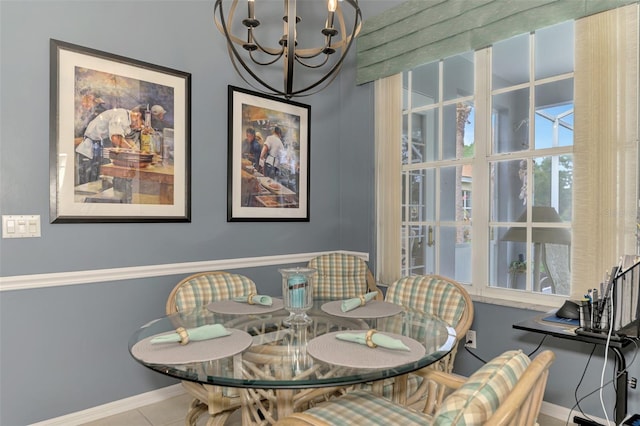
xmin=386 ymin=276 xmax=467 ymax=329
xmin=299 ymin=389 xmax=431 ymax=425
xmin=175 ymin=273 xmax=257 ymax=312
xmin=432 ymin=350 xmax=531 ymax=425
xmin=290 ymin=351 xmax=530 ymax=425
xmin=308 ymin=253 xmax=370 ymax=299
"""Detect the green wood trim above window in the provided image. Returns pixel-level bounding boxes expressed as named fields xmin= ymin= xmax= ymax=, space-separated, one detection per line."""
xmin=357 ymin=0 xmax=638 ymax=85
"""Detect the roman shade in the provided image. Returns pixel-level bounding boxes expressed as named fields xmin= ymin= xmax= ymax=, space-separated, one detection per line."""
xmin=357 ymin=0 xmax=638 ymax=85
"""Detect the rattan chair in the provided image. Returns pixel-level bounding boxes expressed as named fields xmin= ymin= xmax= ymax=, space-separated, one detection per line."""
xmin=274 ymin=350 xmax=556 ymax=426
xmin=381 ymin=274 xmax=474 ymax=405
xmin=355 ymin=275 xmax=472 ymax=404
xmin=165 ymin=271 xmax=257 ymax=426
xmin=307 ymin=252 xmax=382 ymax=300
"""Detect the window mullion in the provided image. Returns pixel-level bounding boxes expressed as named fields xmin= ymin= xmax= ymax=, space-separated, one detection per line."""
xmin=526 ymin=31 xmax=535 ymax=289
xmin=433 ymin=61 xmax=445 ymax=275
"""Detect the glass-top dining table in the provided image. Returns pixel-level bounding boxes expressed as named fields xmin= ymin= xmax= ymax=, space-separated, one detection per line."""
xmin=129 ymin=299 xmax=456 ymax=425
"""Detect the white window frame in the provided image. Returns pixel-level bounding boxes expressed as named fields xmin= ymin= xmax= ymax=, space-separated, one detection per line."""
xmin=377 ymin=6 xmax=639 ymax=308
xmin=399 ymin=45 xmax=574 ymax=307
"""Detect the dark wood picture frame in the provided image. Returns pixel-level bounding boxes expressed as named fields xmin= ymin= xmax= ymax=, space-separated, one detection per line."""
xmin=50 ymin=39 xmax=191 ymax=223
xmin=227 ymin=86 xmax=310 ymax=222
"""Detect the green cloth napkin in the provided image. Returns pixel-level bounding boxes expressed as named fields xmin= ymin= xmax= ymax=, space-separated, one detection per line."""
xmin=336 ymin=332 xmax=411 ymax=351
xmin=341 ymin=291 xmax=378 ymax=312
xmin=233 ymin=294 xmax=273 ymax=306
xmin=150 ymin=324 xmax=231 ymax=344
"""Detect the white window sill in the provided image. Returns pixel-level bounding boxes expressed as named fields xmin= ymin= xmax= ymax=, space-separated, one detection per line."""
xmin=469 ymin=294 xmax=556 ymax=313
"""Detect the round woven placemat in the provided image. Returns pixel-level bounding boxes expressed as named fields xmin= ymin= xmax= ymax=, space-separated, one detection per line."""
xmin=306 ymin=330 xmax=426 ymax=369
xmin=131 ymin=328 xmax=252 ymax=364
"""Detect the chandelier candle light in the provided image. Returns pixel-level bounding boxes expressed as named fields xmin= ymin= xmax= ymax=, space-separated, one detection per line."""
xmin=214 ymin=0 xmax=362 ymax=99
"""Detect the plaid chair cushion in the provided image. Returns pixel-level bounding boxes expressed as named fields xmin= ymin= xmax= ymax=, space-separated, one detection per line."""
xmin=297 ymin=389 xmax=431 ymax=425
xmin=386 ymin=276 xmax=467 ymax=329
xmin=432 ymin=350 xmax=531 ymax=425
xmin=308 ymin=253 xmax=370 ymax=299
xmin=175 ymin=273 xmax=257 ymax=312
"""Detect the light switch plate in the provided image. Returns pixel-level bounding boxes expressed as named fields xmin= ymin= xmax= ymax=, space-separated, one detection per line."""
xmin=2 ymin=215 xmax=41 ymax=238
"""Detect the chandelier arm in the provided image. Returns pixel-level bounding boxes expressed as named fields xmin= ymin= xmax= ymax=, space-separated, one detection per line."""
xmin=228 ymin=45 xmax=289 ymax=98
xmin=295 ymin=54 xmax=331 ymax=69
xmin=294 ymin=47 xmax=330 ymax=60
xmin=250 ymin=36 xmax=285 ymax=57
xmin=293 ymin=4 xmax=361 ymax=56
xmin=223 ymin=24 xmax=285 ymax=96
xmin=215 ymin=1 xmax=283 ymax=55
xmin=249 ymin=49 xmax=285 ymax=67
xmin=217 ymin=3 xmax=288 ymax=97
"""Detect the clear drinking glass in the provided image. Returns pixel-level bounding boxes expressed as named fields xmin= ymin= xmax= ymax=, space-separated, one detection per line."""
xmin=279 ymin=267 xmax=316 ymax=326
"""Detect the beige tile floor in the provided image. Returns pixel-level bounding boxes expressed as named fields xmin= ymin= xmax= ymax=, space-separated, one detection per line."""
xmin=80 ymin=393 xmax=241 ymax=426
xmin=80 ymin=393 xmax=570 ymax=426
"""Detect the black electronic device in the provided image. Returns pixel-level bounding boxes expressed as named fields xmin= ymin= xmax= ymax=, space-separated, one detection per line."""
xmin=556 ymin=299 xmax=580 ymax=320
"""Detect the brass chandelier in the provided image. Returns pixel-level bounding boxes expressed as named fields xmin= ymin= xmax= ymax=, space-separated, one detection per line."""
xmin=214 ymin=0 xmax=362 ymax=99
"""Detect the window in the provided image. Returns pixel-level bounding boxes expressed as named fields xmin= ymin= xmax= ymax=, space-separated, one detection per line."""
xmin=489 ymin=22 xmax=574 ymax=296
xmin=401 ymin=52 xmax=475 ymax=282
xmin=400 ymin=21 xmax=574 ymax=299
xmin=375 ymin=4 xmax=638 ymax=304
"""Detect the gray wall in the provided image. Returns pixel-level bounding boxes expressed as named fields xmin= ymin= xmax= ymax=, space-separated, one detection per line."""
xmin=0 ymin=1 xmax=394 ymax=424
xmin=0 ymin=0 xmax=355 ymax=277
xmin=1 ymin=1 xmax=637 ymax=425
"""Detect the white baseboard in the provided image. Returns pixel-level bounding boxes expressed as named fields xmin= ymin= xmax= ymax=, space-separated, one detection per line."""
xmin=540 ymin=401 xmax=612 ymax=425
xmin=540 ymin=401 xmax=574 ymax=423
xmin=29 ymin=384 xmax=186 ymax=426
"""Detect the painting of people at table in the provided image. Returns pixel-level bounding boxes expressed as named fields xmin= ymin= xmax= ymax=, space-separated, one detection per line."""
xmin=73 ymin=67 xmax=175 ymax=205
xmin=239 ymin=104 xmax=301 ymax=209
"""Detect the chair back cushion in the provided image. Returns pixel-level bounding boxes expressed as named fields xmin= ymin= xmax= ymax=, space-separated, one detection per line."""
xmin=174 ymin=273 xmax=257 ymax=312
xmin=386 ymin=275 xmax=467 ymax=329
xmin=308 ymin=253 xmax=370 ymax=299
xmin=432 ymin=350 xmax=531 ymax=425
